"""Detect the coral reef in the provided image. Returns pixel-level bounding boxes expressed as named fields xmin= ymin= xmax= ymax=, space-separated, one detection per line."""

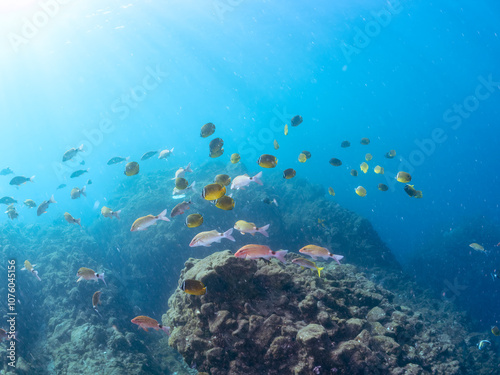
xmin=164 ymin=251 xmax=498 ymax=375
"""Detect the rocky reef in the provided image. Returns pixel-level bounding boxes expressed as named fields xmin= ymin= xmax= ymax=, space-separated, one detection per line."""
xmin=0 ymin=161 xmax=498 ymax=374
xmin=164 ymin=250 xmax=498 ymax=375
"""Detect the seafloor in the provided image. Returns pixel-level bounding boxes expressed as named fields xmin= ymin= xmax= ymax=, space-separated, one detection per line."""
xmin=0 ymin=161 xmax=498 ymax=374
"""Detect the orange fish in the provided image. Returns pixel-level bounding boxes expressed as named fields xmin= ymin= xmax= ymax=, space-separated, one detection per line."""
xmin=131 ymin=316 xmax=170 ymax=335
xmin=234 ymin=244 xmax=288 ymax=263
xmin=299 ymin=245 xmax=344 ymax=265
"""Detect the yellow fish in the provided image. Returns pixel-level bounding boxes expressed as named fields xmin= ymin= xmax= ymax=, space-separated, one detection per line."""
xmin=355 ymin=186 xmax=367 ymax=197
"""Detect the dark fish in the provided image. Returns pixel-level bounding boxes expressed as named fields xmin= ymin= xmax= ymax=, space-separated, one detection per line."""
xmin=62 ymin=145 xmax=84 ymax=162
xmin=175 ymin=177 xmax=189 ymax=190
xmin=283 ymin=168 xmax=296 ymax=179
xmin=57 ymin=184 xmax=67 ymax=190
xmin=124 ymin=162 xmax=139 ymax=176
xmin=215 ymin=195 xmax=235 ymax=210
xmin=258 ymin=154 xmax=278 ymax=168
xmin=107 ymin=156 xmax=128 ymax=165
xmin=0 ymin=197 xmax=17 ymax=205
xmin=492 ymin=326 xmax=500 ymax=336
xmin=360 ymin=138 xmax=370 ymax=145
xmin=0 ymin=167 xmax=14 ymax=176
xmin=80 ymin=160 xmax=85 ymax=165
xmin=385 ymin=150 xmax=396 ymax=159
xmin=37 ymin=195 xmax=57 ymax=216
xmin=329 ymin=158 xmax=342 ymax=167
xmin=171 ymin=201 xmax=192 ymax=217
xmin=141 ymin=151 xmax=158 ymax=160
xmin=302 ymin=151 xmax=311 ymax=159
xmin=341 ymin=141 xmax=350 ymax=148
xmin=200 ymin=122 xmax=216 ymax=138
xmin=87 ymin=179 xmax=92 ymax=185
xmin=209 ymin=138 xmax=224 ymax=152
xmin=92 ymin=291 xmax=102 ymax=317
xmin=181 ymin=279 xmax=206 ymax=295
xmin=209 ymin=148 xmax=224 ymax=158
xmin=378 ymin=183 xmax=389 ymax=191
xmin=10 ymin=175 xmax=34 ymax=186
xmin=70 ymin=187 xmax=86 ymax=199
xmin=70 ymin=169 xmax=89 ymax=178
xmin=404 ymin=184 xmax=423 ymax=198
xmin=214 ymin=174 xmax=231 ymax=186
xmin=291 ymin=115 xmax=303 ymax=127
xmin=350 ymin=169 xmax=358 ymax=177
xmin=5 ymin=205 xmax=18 ymax=220
xmin=262 ymin=197 xmax=278 ymax=206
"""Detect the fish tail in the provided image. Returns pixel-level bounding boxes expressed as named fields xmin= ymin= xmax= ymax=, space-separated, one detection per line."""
xmin=78 ymin=144 xmax=84 ymax=151
xmin=76 ymin=218 xmax=81 ymax=226
xmin=275 ymin=250 xmax=288 ymax=264
xmin=252 ymin=171 xmax=263 ymax=185
xmin=49 ymin=195 xmax=57 ymax=204
xmin=317 ymin=267 xmax=324 ymax=278
xmin=99 ymin=273 xmax=107 ymax=286
xmin=185 ymin=162 xmax=192 ymax=173
xmin=81 ymin=186 xmax=87 ymax=197
xmin=332 ymin=254 xmax=344 ymax=265
xmin=30 ymin=175 xmax=35 ymax=183
xmin=94 ymin=308 xmax=103 ymax=318
xmin=158 ymin=209 xmax=170 ymax=222
xmin=189 ymin=181 xmax=196 ymax=192
xmin=114 ymin=210 xmax=121 ymax=220
xmin=272 ymin=198 xmax=278 ymax=206
xmin=224 ymin=228 xmax=235 ymax=241
xmin=258 ymin=224 xmax=270 ymax=237
xmin=34 ymin=270 xmax=41 ymax=281
xmin=160 ymin=325 xmax=171 ymax=335
xmin=170 ymin=147 xmax=174 ymax=153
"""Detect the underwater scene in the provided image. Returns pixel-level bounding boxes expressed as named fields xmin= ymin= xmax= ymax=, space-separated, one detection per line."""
xmin=1 ymin=0 xmax=500 ymax=374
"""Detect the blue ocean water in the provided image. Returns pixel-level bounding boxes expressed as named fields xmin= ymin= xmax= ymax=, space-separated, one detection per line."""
xmin=1 ymin=0 xmax=500 ymax=371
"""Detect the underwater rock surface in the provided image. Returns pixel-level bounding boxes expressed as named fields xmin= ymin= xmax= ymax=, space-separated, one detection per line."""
xmin=164 ymin=251 xmax=497 ymax=375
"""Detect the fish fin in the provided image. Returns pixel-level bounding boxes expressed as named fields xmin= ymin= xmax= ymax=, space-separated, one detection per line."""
xmin=114 ymin=210 xmax=121 ymax=220
xmin=331 ymin=255 xmax=344 ymax=265
xmin=49 ymin=195 xmax=57 ymax=204
xmin=81 ymin=186 xmax=87 ymax=197
xmin=240 ymin=232 xmax=245 ymax=235
xmin=317 ymin=267 xmax=324 ymax=277
xmin=185 ymin=162 xmax=192 ymax=173
xmin=158 ymin=209 xmax=170 ymax=222
xmin=161 ymin=325 xmax=171 ymax=335
xmin=77 ymin=277 xmax=83 ymax=282
xmin=252 ymin=171 xmax=263 ymax=185
xmin=274 ymin=250 xmax=288 ymax=264
xmin=76 ymin=218 xmax=81 ymax=226
xmin=258 ymin=224 xmax=270 ymax=237
xmin=30 ymin=175 xmax=35 ymax=183
xmin=142 ymin=327 xmax=149 ymax=332
xmin=224 ymin=228 xmax=235 ymax=242
xmin=21 ymin=267 xmax=26 ymax=271
xmin=78 ymin=144 xmax=84 ymax=151
xmin=98 ymin=273 xmax=107 ymax=286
